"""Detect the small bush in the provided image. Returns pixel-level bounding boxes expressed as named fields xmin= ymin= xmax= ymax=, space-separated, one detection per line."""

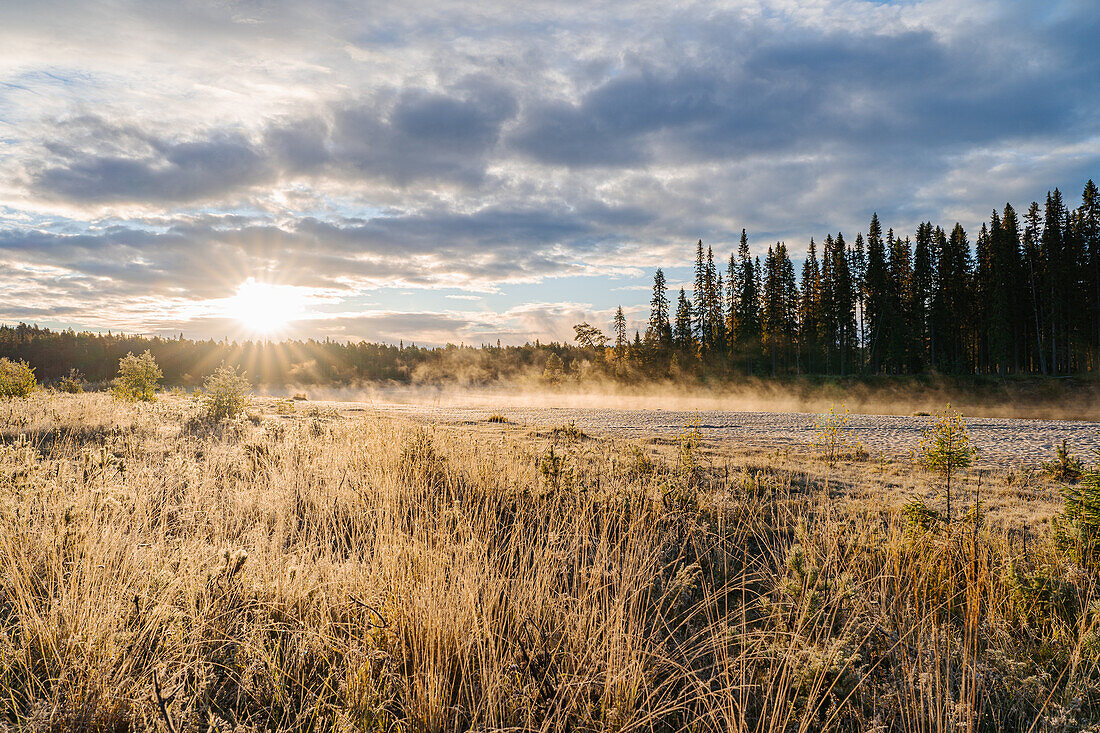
xmin=0 ymin=358 xmax=37 ymax=397
xmin=486 ymin=413 xmax=509 ymax=423
xmin=292 ymin=392 xmax=308 ymax=401
xmin=1057 ymin=459 xmax=1100 ymax=565
xmin=56 ymin=368 xmax=85 ymax=393
xmin=202 ymin=364 xmax=252 ymax=422
xmin=1042 ymin=440 xmax=1084 ymax=482
xmin=113 ymin=350 xmax=162 ymax=402
xmin=810 ymin=404 xmax=863 ymax=466
xmin=621 ymin=444 xmax=655 ymax=481
xmin=272 ymin=398 xmax=296 ymax=415
xmin=538 ymin=444 xmax=573 ymax=491
xmin=920 ymin=407 xmax=977 ymax=524
xmin=902 ymin=496 xmax=943 ymax=533
xmin=548 ymin=421 xmax=586 ymax=441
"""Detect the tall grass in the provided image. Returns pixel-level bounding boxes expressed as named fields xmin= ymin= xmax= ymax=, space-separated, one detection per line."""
xmin=0 ymin=393 xmax=1095 ymax=731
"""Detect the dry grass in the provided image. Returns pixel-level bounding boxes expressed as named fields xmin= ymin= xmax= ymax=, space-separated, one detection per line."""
xmin=0 ymin=393 xmax=1096 ymax=731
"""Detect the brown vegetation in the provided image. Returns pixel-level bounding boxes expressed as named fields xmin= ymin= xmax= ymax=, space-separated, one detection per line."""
xmin=0 ymin=393 xmax=1097 ymax=731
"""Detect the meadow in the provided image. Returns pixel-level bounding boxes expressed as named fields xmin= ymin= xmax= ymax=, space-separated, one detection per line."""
xmin=1 ymin=391 xmax=1099 ymax=731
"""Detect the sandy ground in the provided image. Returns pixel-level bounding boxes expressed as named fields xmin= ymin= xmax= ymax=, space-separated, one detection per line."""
xmin=332 ymin=401 xmax=1100 ymax=468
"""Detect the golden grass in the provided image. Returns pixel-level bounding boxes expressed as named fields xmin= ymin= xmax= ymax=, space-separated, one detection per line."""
xmin=0 ymin=393 xmax=1095 ymax=731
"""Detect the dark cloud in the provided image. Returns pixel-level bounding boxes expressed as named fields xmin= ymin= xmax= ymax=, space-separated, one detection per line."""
xmin=29 ymin=79 xmax=519 ymax=203
xmin=330 ymin=80 xmax=517 ymax=185
xmin=34 ymin=131 xmax=272 ymax=204
xmin=510 ymin=21 xmax=1100 ymax=167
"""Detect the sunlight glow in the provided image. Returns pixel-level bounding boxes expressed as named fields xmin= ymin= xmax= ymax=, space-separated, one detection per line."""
xmin=227 ymin=278 xmax=307 ymax=335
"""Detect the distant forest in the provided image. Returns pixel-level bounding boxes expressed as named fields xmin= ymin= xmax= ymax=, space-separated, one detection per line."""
xmin=2 ymin=180 xmax=1098 ymax=387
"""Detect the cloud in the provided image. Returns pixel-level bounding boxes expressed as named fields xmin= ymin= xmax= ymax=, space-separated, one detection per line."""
xmin=0 ymin=0 xmax=1098 ymax=343
xmin=34 ymin=129 xmax=271 ymax=204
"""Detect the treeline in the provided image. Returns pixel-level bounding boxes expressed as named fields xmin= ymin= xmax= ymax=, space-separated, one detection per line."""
xmin=600 ymin=180 xmax=1100 ymax=377
xmin=0 ymin=322 xmax=592 ymax=386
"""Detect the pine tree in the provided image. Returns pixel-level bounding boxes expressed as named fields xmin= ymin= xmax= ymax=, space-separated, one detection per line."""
xmin=1000 ymin=204 xmax=1026 ymax=373
xmin=648 ymin=268 xmax=671 ymax=347
xmin=613 ymin=306 xmax=627 ymax=372
xmin=799 ymin=238 xmax=822 ymax=373
xmin=693 ymin=240 xmax=710 ymax=353
xmin=913 ymin=222 xmax=935 ymax=370
xmin=1042 ymin=191 xmax=1066 ymax=373
xmin=735 ymin=230 xmax=761 ymax=372
xmin=762 ymin=245 xmax=781 ymax=375
xmin=884 ymin=229 xmax=914 ymax=372
xmin=674 ymin=288 xmax=694 ymax=354
xmin=762 ymin=242 xmax=798 ymax=375
xmin=932 ymin=223 xmax=973 ymax=373
xmin=726 ymin=252 xmax=740 ymax=345
xmin=708 ymin=246 xmax=725 ymax=359
xmin=864 ymin=213 xmax=889 ymax=373
xmin=852 ymin=232 xmax=867 ymax=357
xmin=1082 ymin=180 xmax=1100 ymax=368
xmin=833 ymin=233 xmax=857 ymax=375
xmin=1023 ymin=202 xmax=1047 ymax=373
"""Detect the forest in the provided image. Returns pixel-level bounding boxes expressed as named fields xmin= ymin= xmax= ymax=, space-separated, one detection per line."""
xmin=2 ymin=181 xmax=1098 ymax=387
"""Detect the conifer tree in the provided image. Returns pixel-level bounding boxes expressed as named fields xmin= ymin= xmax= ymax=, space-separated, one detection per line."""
xmin=726 ymin=252 xmax=740 ymax=345
xmin=708 ymin=246 xmax=725 ymax=358
xmin=735 ymin=230 xmax=761 ymax=357
xmin=932 ymin=224 xmax=973 ymax=373
xmin=674 ymin=288 xmax=694 ymax=354
xmin=1023 ymin=202 xmax=1047 ymax=373
xmin=913 ymin=222 xmax=935 ymax=370
xmin=886 ymin=230 xmax=914 ymax=372
xmin=864 ymin=213 xmax=889 ymax=373
xmin=1042 ymin=191 xmax=1066 ymax=373
xmin=1082 ymin=180 xmax=1100 ymax=364
xmin=762 ymin=245 xmax=781 ymax=375
xmin=693 ymin=240 xmax=710 ymax=352
xmin=999 ymin=204 xmax=1026 ymax=372
xmin=648 ymin=268 xmax=671 ymax=347
xmin=799 ymin=238 xmax=822 ymax=373
xmin=613 ymin=306 xmax=627 ymax=371
xmin=833 ymin=233 xmax=857 ymax=375
xmin=852 ymin=232 xmax=867 ymax=356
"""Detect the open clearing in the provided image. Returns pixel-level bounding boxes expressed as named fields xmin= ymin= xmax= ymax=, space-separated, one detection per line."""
xmin=335 ymin=400 xmax=1100 ymax=467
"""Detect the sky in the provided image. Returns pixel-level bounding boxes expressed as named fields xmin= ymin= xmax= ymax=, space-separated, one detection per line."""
xmin=0 ymin=0 xmax=1098 ymax=346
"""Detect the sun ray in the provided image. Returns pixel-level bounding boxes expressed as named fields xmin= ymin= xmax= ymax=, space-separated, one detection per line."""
xmin=227 ymin=279 xmax=307 ymax=337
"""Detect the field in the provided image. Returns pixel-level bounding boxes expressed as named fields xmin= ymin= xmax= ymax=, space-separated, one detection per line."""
xmin=1 ymin=392 xmax=1100 ymax=731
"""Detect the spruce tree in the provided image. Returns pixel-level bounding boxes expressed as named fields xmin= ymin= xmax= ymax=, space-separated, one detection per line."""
xmin=864 ymin=213 xmax=889 ymax=374
xmin=1042 ymin=191 xmax=1066 ymax=373
xmin=1082 ymin=180 xmax=1100 ymax=365
xmin=1023 ymin=202 xmax=1047 ymax=373
xmin=648 ymin=268 xmax=671 ymax=347
xmin=736 ymin=230 xmax=760 ymax=346
xmin=693 ymin=241 xmax=709 ymax=353
xmin=932 ymin=224 xmax=973 ymax=373
xmin=799 ymin=238 xmax=822 ymax=373
xmin=613 ymin=306 xmax=627 ymax=371
xmin=852 ymin=232 xmax=867 ymax=359
xmin=726 ymin=252 xmax=740 ymax=346
xmin=762 ymin=245 xmax=781 ymax=375
xmin=674 ymin=288 xmax=694 ymax=354
xmin=1000 ymin=204 xmax=1026 ymax=373
xmin=913 ymin=223 xmax=935 ymax=371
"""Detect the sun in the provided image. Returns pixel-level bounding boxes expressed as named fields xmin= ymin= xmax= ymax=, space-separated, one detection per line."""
xmin=227 ymin=278 xmax=307 ymax=336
